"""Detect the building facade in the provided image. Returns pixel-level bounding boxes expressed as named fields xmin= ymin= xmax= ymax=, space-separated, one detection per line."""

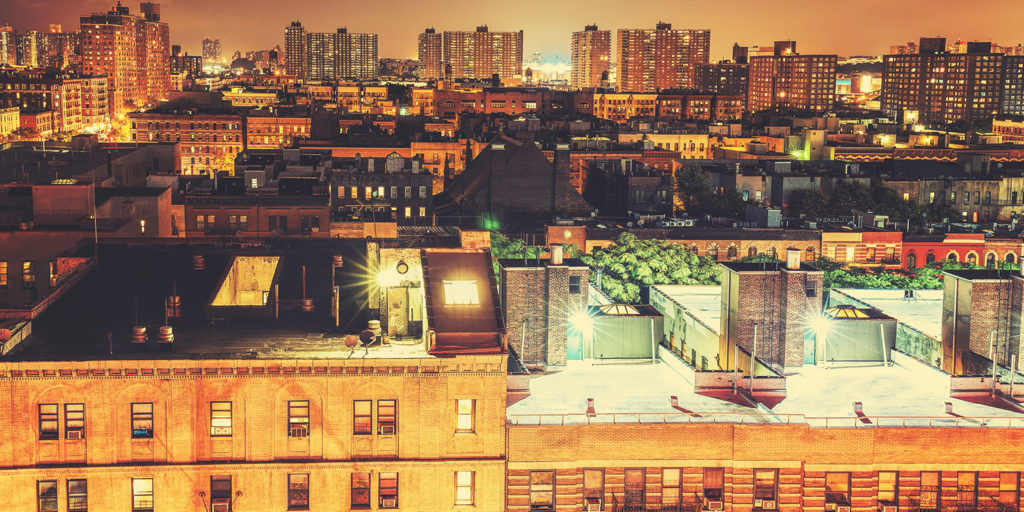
xmin=285 ymin=21 xmax=307 ymax=79
xmin=695 ymin=61 xmax=749 ymax=96
xmin=129 ymin=110 xmax=243 ymax=175
xmin=570 ymin=25 xmax=611 ymax=90
xmin=305 ymin=28 xmax=378 ymax=81
xmin=616 ymin=24 xmax=710 ymax=92
xmin=424 ymin=26 xmax=523 ymax=80
xmin=748 ymin=49 xmax=837 ymax=113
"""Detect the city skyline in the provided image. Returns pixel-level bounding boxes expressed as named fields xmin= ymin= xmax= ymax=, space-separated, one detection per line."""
xmin=6 ymin=0 xmax=1024 ymax=61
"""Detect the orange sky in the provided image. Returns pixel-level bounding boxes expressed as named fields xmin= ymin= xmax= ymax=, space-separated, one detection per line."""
xmin=6 ymin=0 xmax=1024 ymax=60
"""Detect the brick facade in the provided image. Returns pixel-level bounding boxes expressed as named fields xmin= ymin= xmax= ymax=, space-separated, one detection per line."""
xmin=501 ymin=259 xmax=589 ymax=367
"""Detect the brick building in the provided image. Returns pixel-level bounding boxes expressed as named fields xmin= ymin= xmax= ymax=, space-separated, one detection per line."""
xmin=245 ymin=107 xmax=312 ymax=150
xmin=419 ymin=26 xmax=523 ymax=80
xmin=570 ymin=25 xmax=611 ymax=90
xmin=748 ymin=44 xmax=837 ymax=113
xmin=499 ymin=245 xmax=589 ymax=368
xmin=329 ymin=153 xmax=434 ymax=224
xmin=0 ymin=72 xmax=84 ymax=133
xmin=128 ymin=95 xmax=243 ymax=175
xmin=616 ymin=24 xmax=710 ymax=92
xmin=695 ymin=61 xmax=749 ymax=97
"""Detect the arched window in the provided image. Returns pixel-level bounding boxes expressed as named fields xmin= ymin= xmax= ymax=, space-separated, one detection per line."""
xmin=688 ymin=244 xmax=699 ymax=254
xmin=986 ymin=253 xmax=997 ymax=268
xmin=748 ymin=246 xmax=758 ymax=258
xmin=966 ymin=252 xmax=978 ymax=265
xmin=926 ymin=251 xmax=936 ymax=265
xmin=727 ymin=246 xmax=738 ymax=259
xmin=805 ymin=247 xmax=816 ymax=261
xmin=947 ymin=252 xmax=959 ymax=263
xmin=906 ymin=251 xmax=917 ymax=269
xmin=708 ymin=245 xmax=719 ymax=260
xmin=1006 ymin=252 xmax=1018 ymax=264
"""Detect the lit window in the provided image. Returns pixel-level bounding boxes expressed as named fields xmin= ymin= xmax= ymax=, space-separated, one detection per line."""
xmin=288 ymin=401 xmax=309 ymax=438
xmin=0 ymin=260 xmax=7 ymax=287
xmin=132 ymin=478 xmax=154 ymax=512
xmin=379 ymin=473 xmax=398 ymax=508
xmin=455 ymin=471 xmax=475 ymax=506
xmin=443 ymin=280 xmax=479 ymax=305
xmin=210 ymin=401 xmax=232 ymax=436
xmin=287 ymin=474 xmax=309 ymax=510
xmin=131 ymin=403 xmax=153 ymax=438
xmin=456 ymin=399 xmax=475 ymax=432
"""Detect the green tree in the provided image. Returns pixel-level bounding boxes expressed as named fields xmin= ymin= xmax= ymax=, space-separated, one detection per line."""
xmin=673 ymin=166 xmax=745 ymax=218
xmin=785 ymin=189 xmax=833 ymax=218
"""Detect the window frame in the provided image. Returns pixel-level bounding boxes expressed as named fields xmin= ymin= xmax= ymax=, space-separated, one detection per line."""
xmin=878 ymin=471 xmax=898 ymax=504
xmin=67 ymin=479 xmax=87 ymax=512
xmin=210 ymin=401 xmax=232 ymax=437
xmin=624 ymin=468 xmax=645 ymax=505
xmin=754 ymin=469 xmax=778 ymax=509
xmin=379 ymin=472 xmax=398 ymax=509
xmin=528 ymin=470 xmax=555 ymax=511
xmin=569 ymin=275 xmax=581 ymax=294
xmin=131 ymin=478 xmax=154 ymax=512
xmin=353 ymin=400 xmax=372 ymax=435
xmin=65 ymin=403 xmax=85 ymax=439
xmin=999 ymin=472 xmax=1020 ymax=508
xmin=825 ymin=472 xmax=851 ymax=506
xmin=455 ymin=471 xmax=475 ymax=506
xmin=130 ymin=402 xmax=154 ymax=439
xmin=661 ymin=468 xmax=681 ymax=505
xmin=38 ymin=404 xmax=59 ymax=440
xmin=455 ymin=399 xmax=475 ymax=433
xmin=377 ymin=399 xmax=397 ymax=435
xmin=37 ymin=480 xmax=58 ymax=512
xmin=287 ymin=473 xmax=309 ymax=510
xmin=957 ymin=471 xmax=977 ymax=508
xmin=351 ymin=472 xmax=371 ymax=509
xmin=211 ymin=475 xmax=232 ymax=510
xmin=288 ymin=400 xmax=309 ymax=438
xmin=442 ymin=280 xmax=479 ymax=305
xmin=703 ymin=467 xmax=725 ymax=501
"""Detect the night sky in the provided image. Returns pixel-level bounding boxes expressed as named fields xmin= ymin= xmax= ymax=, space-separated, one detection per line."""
xmin=5 ymin=0 xmax=1024 ymax=60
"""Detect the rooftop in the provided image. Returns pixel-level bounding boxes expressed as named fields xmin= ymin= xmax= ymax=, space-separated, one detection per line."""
xmin=650 ymin=285 xmax=721 ymax=333
xmin=830 ymin=288 xmax=942 ymax=339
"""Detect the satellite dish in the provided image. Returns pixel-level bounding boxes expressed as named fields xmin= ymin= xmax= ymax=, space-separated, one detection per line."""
xmin=344 ymin=335 xmax=358 ymax=348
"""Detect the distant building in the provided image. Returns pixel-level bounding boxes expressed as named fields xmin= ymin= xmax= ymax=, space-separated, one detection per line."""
xmin=0 ymin=25 xmax=15 ymax=66
xmin=201 ymin=37 xmax=221 ymax=64
xmin=616 ymin=23 xmax=710 ymax=92
xmin=128 ymin=93 xmax=243 ymax=175
xmin=570 ymin=25 xmax=610 ymax=90
xmin=748 ymin=43 xmax=836 ymax=113
xmin=80 ymin=1 xmax=170 ymax=114
xmin=695 ymin=61 xmax=749 ymax=96
xmin=0 ymin=72 xmax=96 ymax=133
xmin=418 ymin=26 xmax=523 ymax=80
xmin=284 ymin=21 xmax=307 ymax=79
xmin=0 ymin=106 xmax=18 ymax=135
xmin=304 ymin=27 xmax=378 ymax=81
xmin=328 ymin=152 xmax=434 ymax=224
xmin=417 ymin=28 xmax=443 ymax=79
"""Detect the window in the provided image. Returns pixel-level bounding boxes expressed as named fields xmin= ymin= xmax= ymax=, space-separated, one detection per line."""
xmin=351 ymin=473 xmax=370 ymax=508
xmin=365 ymin=186 xmax=372 ymax=199
xmin=390 ymin=186 xmax=398 ymax=198
xmin=529 ymin=471 xmax=555 ymax=511
xmin=287 ymin=474 xmax=309 ymax=510
xmin=404 ymin=186 xmax=412 ymax=198
xmin=999 ymin=472 xmax=1019 ymax=508
xmin=239 ymin=215 xmax=248 ymax=231
xmin=625 ymin=469 xmax=645 ymax=505
xmin=131 ymin=403 xmax=153 ymax=438
xmin=878 ymin=471 xmax=897 ymax=504
xmin=211 ymin=401 xmax=232 ymax=436
xmin=132 ymin=478 xmax=154 ymax=512
xmin=825 ymin=473 xmax=850 ymax=507
xmin=703 ymin=468 xmax=724 ymax=500
xmin=196 ymin=215 xmax=207 ymax=231
xmin=754 ymin=469 xmax=778 ymax=509
xmin=378 ymin=400 xmax=396 ymax=435
xmin=661 ymin=468 xmax=680 ymax=505
xmin=0 ymin=261 xmax=7 ymax=287
xmin=67 ymin=479 xmax=87 ymax=512
xmin=418 ymin=207 xmax=426 ymax=217
xmin=805 ymin=280 xmax=818 ymax=298
xmin=65 ymin=403 xmax=84 ymax=439
xmin=211 ymin=476 xmax=231 ymax=510
xmin=37 ymin=480 xmax=57 ymax=512
xmin=403 ymin=206 xmax=411 ymax=218
xmin=443 ymin=280 xmax=479 ymax=305
xmin=23 ymin=260 xmax=35 ymax=287
xmin=379 ymin=472 xmax=398 ymax=508
xmin=288 ymin=401 xmax=309 ymax=437
xmin=351 ymin=186 xmax=358 ymax=199
xmin=38 ymin=404 xmax=59 ymax=440
xmin=353 ymin=400 xmax=372 ymax=434
xmin=419 ymin=186 xmax=427 ymax=198
xmin=958 ymin=472 xmax=977 ymax=507
xmin=455 ymin=471 xmax=475 ymax=506
xmin=456 ymin=399 xmax=475 ymax=432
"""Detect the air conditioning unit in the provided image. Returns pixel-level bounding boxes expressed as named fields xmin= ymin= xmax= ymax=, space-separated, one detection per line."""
xmin=211 ymin=499 xmax=229 ymax=512
xmin=881 ymin=507 xmax=897 ymax=512
xmin=289 ymin=425 xmax=308 ymax=438
xmin=838 ymin=507 xmax=851 ymax=512
xmin=706 ymin=501 xmax=724 ymax=511
xmin=585 ymin=501 xmax=603 ymax=512
xmin=761 ymin=500 xmax=776 ymax=510
xmin=211 ymin=427 xmax=231 ymax=436
xmin=379 ymin=425 xmax=396 ymax=435
xmin=311 ymin=226 xmax=319 ymax=232
xmin=66 ymin=430 xmax=83 ymax=441
xmin=381 ymin=498 xmax=397 ymax=508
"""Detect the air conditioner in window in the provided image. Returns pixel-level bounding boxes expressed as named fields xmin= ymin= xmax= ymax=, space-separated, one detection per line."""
xmin=706 ymin=501 xmax=724 ymax=511
xmin=311 ymin=227 xmax=319 ymax=232
xmin=381 ymin=498 xmax=397 ymax=508
xmin=838 ymin=507 xmax=851 ymax=512
xmin=211 ymin=499 xmax=229 ymax=512
xmin=585 ymin=500 xmax=603 ymax=512
xmin=289 ymin=425 xmax=308 ymax=438
xmin=761 ymin=500 xmax=776 ymax=510
xmin=66 ymin=430 xmax=83 ymax=441
xmin=211 ymin=427 xmax=231 ymax=436
xmin=379 ymin=425 xmax=396 ymax=435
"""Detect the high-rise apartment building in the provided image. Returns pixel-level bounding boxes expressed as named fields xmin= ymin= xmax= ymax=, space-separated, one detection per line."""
xmin=570 ymin=25 xmax=610 ymax=90
xmin=0 ymin=25 xmax=15 ymax=67
xmin=882 ymin=38 xmax=1004 ymax=124
xmin=1002 ymin=55 xmax=1024 ymax=117
xmin=747 ymin=42 xmax=836 ymax=113
xmin=285 ymin=21 xmax=307 ymax=78
xmin=616 ymin=23 xmax=710 ymax=92
xmin=16 ymin=31 xmax=38 ymax=68
xmin=37 ymin=26 xmax=79 ymax=70
xmin=80 ymin=2 xmax=170 ymax=114
xmin=695 ymin=61 xmax=749 ymax=96
xmin=418 ymin=26 xmax=523 ymax=81
xmin=417 ymin=28 xmax=443 ymax=79
xmin=201 ymin=37 xmax=221 ymax=64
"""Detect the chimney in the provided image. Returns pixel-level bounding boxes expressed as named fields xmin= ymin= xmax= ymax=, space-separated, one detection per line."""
xmin=785 ymin=248 xmax=801 ymax=270
xmin=585 ymin=398 xmax=596 ymax=416
xmin=550 ymin=243 xmax=564 ymax=265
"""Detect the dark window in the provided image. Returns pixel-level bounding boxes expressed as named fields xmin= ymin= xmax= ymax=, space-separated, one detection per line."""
xmin=353 ymin=400 xmax=372 ymax=435
xmin=67 ymin=479 xmax=87 ymax=512
xmin=878 ymin=471 xmax=897 ymax=504
xmin=999 ymin=472 xmax=1019 ymax=508
xmin=65 ymin=403 xmax=84 ymax=439
xmin=584 ymin=469 xmax=605 ymax=508
xmin=529 ymin=471 xmax=555 ymax=511
xmin=805 ymin=280 xmax=818 ymax=298
xmin=825 ymin=472 xmax=850 ymax=506
xmin=211 ymin=476 xmax=231 ymax=511
xmin=920 ymin=472 xmax=940 ymax=509
xmin=131 ymin=403 xmax=153 ymax=438
xmin=38 ymin=404 xmax=58 ymax=440
xmin=287 ymin=474 xmax=309 ymax=510
xmin=378 ymin=400 xmax=396 ymax=435
xmin=288 ymin=401 xmax=309 ymax=438
xmin=37 ymin=480 xmax=57 ymax=512
xmin=351 ymin=473 xmax=370 ymax=508
xmin=703 ymin=468 xmax=724 ymax=501
xmin=625 ymin=469 xmax=645 ymax=505
xmin=754 ymin=469 xmax=778 ymax=509
xmin=132 ymin=478 xmax=154 ymax=512
xmin=379 ymin=472 xmax=398 ymax=508
xmin=569 ymin=275 xmax=581 ymax=294
xmin=958 ymin=472 xmax=977 ymax=507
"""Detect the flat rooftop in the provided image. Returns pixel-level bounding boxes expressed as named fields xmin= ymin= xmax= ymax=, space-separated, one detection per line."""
xmin=830 ymin=288 xmax=942 ymax=339
xmin=651 ymin=285 xmax=721 ymax=333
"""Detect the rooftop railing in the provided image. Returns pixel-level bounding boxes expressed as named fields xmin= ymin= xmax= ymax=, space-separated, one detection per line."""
xmin=507 ymin=412 xmax=1024 ymax=429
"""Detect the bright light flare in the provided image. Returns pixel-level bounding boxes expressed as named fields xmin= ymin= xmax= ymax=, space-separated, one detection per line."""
xmin=569 ymin=309 xmax=593 ymax=332
xmin=808 ymin=315 xmax=832 ymax=339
